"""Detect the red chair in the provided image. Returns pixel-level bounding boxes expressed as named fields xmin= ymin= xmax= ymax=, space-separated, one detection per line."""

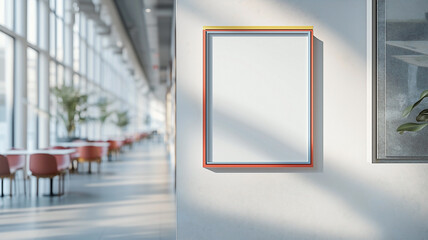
xmin=107 ymin=140 xmax=121 ymax=161
xmin=50 ymin=146 xmax=77 ymax=171
xmin=93 ymin=141 xmax=109 ymax=160
xmin=77 ymin=146 xmax=102 ymax=174
xmin=0 ymin=155 xmax=15 ymax=197
xmin=30 ymin=154 xmax=66 ymax=196
xmin=5 ymin=153 xmax=27 ymax=194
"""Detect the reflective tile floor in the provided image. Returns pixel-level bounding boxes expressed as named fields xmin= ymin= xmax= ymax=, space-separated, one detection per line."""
xmin=0 ymin=142 xmax=176 ymax=240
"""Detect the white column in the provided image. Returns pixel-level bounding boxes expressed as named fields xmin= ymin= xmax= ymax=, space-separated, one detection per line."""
xmin=38 ymin=0 xmax=50 ymax=148
xmin=13 ymin=0 xmax=27 ymax=149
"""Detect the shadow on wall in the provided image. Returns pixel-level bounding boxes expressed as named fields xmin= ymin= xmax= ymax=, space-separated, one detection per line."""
xmin=180 ymin=157 xmax=428 ymax=240
xmin=178 ymin=43 xmax=428 ymax=239
xmin=206 ymin=37 xmax=324 ymax=173
xmin=179 ymin=0 xmax=366 ymax=59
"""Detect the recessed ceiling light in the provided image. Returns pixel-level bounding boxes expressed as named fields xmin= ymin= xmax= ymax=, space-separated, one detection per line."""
xmin=145 ymin=8 xmax=151 ymax=13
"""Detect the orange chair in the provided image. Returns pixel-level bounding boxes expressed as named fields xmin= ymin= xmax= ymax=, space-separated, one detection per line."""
xmin=30 ymin=154 xmax=66 ymax=196
xmin=0 ymin=155 xmax=16 ymax=197
xmin=77 ymin=146 xmax=102 ymax=174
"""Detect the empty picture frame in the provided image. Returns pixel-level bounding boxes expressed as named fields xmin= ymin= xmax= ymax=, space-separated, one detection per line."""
xmin=203 ymin=26 xmax=314 ymax=168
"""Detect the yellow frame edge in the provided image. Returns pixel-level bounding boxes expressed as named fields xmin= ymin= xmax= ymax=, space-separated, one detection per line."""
xmin=203 ymin=26 xmax=313 ymax=30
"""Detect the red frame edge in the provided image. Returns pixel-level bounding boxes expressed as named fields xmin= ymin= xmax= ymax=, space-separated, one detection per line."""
xmin=203 ymin=28 xmax=314 ymax=168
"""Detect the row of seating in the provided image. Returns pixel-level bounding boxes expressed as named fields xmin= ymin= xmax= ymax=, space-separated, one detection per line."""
xmin=0 ymin=132 xmax=153 ymax=197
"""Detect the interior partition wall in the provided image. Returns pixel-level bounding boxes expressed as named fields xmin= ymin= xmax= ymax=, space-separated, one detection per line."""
xmin=0 ymin=0 xmax=141 ymax=151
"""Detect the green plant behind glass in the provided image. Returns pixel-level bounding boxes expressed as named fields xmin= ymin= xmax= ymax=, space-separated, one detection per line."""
xmin=397 ymin=90 xmax=428 ymax=134
xmin=96 ymin=97 xmax=114 ymax=126
xmin=113 ymin=110 xmax=131 ymax=132
xmin=51 ymin=86 xmax=91 ymax=137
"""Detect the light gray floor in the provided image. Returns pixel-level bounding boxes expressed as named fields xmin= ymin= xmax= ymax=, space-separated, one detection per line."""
xmin=0 ymin=142 xmax=176 ymax=240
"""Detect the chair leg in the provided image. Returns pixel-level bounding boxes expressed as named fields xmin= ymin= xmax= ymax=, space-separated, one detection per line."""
xmin=13 ymin=175 xmax=16 ymax=196
xmin=1 ymin=178 xmax=3 ymax=197
xmin=36 ymin=177 xmax=39 ymax=196
xmin=88 ymin=162 xmax=92 ymax=174
xmin=58 ymin=176 xmax=61 ymax=195
xmin=98 ymin=160 xmax=101 ymax=173
xmin=10 ymin=176 xmax=13 ymax=197
xmin=23 ymin=171 xmax=26 ymax=195
xmin=62 ymin=174 xmax=65 ymax=195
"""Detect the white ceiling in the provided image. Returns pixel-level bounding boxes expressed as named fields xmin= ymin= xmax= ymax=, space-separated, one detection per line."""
xmin=114 ymin=0 xmax=174 ymax=101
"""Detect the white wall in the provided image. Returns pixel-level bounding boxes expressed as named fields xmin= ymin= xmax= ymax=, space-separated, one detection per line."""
xmin=176 ymin=0 xmax=428 ymax=239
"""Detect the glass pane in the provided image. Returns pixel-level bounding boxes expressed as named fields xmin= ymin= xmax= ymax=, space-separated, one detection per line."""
xmin=79 ymin=78 xmax=87 ymax=138
xmin=377 ymin=0 xmax=428 ymax=160
xmin=80 ymin=39 xmax=86 ymax=74
xmin=57 ymin=64 xmax=63 ymax=86
xmin=64 ymin=67 xmax=71 ymax=86
xmin=56 ymin=18 xmax=63 ymax=61
xmin=27 ymin=48 xmax=38 ymax=150
xmin=88 ymin=20 xmax=94 ymax=46
xmin=73 ymin=32 xmax=79 ymax=71
xmin=88 ymin=48 xmax=93 ymax=80
xmin=80 ymin=14 xmax=86 ymax=38
xmin=56 ymin=0 xmax=63 ymax=18
xmin=0 ymin=33 xmax=13 ymax=151
xmin=50 ymin=12 xmax=56 ymax=57
xmin=49 ymin=61 xmax=56 ymax=144
xmin=0 ymin=0 xmax=13 ymax=29
xmin=27 ymin=0 xmax=38 ymax=45
xmin=49 ymin=0 xmax=55 ymax=11
xmin=73 ymin=74 xmax=79 ymax=88
xmin=73 ymin=12 xmax=79 ymax=33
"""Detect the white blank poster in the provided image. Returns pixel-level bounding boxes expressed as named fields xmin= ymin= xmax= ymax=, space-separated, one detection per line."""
xmin=205 ymin=29 xmax=312 ymax=166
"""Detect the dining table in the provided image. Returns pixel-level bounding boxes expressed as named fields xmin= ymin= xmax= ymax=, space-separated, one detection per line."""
xmin=1 ymin=149 xmax=76 ymax=197
xmin=54 ymin=142 xmax=110 ymax=148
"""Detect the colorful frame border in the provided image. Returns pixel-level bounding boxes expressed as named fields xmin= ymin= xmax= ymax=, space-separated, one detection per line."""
xmin=203 ymin=26 xmax=314 ymax=168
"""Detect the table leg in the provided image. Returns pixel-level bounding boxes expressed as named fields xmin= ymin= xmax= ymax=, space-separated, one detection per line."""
xmin=43 ymin=176 xmax=63 ymax=197
xmin=50 ymin=178 xmax=53 ymax=196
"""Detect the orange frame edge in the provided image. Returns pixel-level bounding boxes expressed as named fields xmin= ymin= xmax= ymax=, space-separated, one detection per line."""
xmin=203 ymin=27 xmax=314 ymax=168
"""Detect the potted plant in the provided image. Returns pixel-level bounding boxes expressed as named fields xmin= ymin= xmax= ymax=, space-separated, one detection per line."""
xmin=96 ymin=97 xmax=114 ymax=136
xmin=51 ymin=86 xmax=91 ymax=141
xmin=397 ymin=89 xmax=428 ymax=133
xmin=113 ymin=110 xmax=131 ymax=132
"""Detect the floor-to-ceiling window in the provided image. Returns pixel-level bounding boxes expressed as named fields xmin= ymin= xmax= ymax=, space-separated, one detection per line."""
xmin=0 ymin=0 xmax=13 ymax=30
xmin=0 ymin=0 xmax=142 ymax=150
xmin=27 ymin=48 xmax=39 ymax=150
xmin=0 ymin=33 xmax=13 ymax=151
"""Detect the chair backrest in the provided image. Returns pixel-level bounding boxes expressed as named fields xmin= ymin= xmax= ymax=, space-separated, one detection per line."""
xmin=93 ymin=141 xmax=109 ymax=156
xmin=0 ymin=155 xmax=11 ymax=176
xmin=77 ymin=146 xmax=102 ymax=159
xmin=54 ymin=154 xmax=71 ymax=171
xmin=6 ymin=154 xmax=26 ymax=169
xmin=107 ymin=140 xmax=117 ymax=150
xmin=30 ymin=154 xmax=58 ymax=175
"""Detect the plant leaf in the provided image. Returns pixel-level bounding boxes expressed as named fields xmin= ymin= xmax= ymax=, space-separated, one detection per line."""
xmin=416 ymin=109 xmax=428 ymax=122
xmin=396 ymin=122 xmax=428 ymax=134
xmin=402 ymin=90 xmax=428 ymax=117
